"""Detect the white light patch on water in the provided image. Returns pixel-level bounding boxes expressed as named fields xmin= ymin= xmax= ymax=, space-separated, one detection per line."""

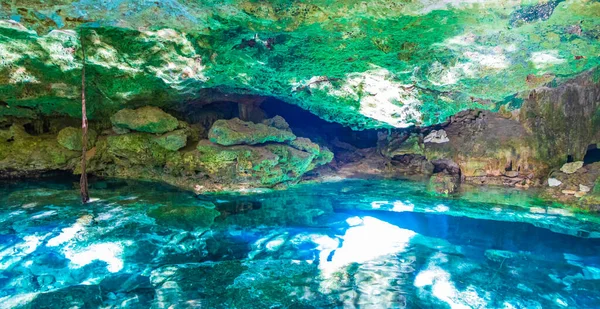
xmin=30 ymin=210 xmax=57 ymax=220
xmin=415 ymin=265 xmax=489 ymax=309
xmin=46 ymin=222 xmax=85 ymax=247
xmin=0 ymin=234 xmax=49 ymax=269
xmin=531 ymin=51 xmax=565 ymax=69
xmin=319 ymin=216 xmax=416 ymax=277
xmin=434 ymin=204 xmax=450 ymax=212
xmin=64 ymin=242 xmax=127 ymax=273
xmin=370 ymin=201 xmax=389 ymax=209
xmin=393 ymin=200 xmax=415 ymax=212
xmin=0 ymin=292 xmax=38 ymax=309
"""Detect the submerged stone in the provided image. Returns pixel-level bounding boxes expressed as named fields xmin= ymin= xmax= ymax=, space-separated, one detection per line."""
xmin=56 ymin=127 xmax=97 ymax=151
xmin=111 ymin=107 xmax=179 ymax=134
xmin=560 ymin=161 xmax=584 ymax=174
xmin=148 ymin=203 xmax=219 ymax=230
xmin=208 ymin=118 xmax=296 ymax=146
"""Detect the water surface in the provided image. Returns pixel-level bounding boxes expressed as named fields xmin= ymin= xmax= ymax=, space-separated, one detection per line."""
xmin=1 ymin=178 xmax=599 ymax=308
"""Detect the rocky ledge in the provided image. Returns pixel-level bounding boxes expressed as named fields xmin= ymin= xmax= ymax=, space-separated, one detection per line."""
xmin=0 ymin=106 xmax=333 ymax=193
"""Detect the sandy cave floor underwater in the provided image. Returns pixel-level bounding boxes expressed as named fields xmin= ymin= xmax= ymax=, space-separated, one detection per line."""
xmin=0 ymin=177 xmax=599 ymax=308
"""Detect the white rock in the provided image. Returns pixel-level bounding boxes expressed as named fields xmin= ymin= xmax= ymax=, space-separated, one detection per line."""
xmin=424 ymin=129 xmax=449 ymax=143
xmin=560 ymin=161 xmax=584 ymax=174
xmin=579 ymin=184 xmax=591 ymax=192
xmin=548 ymin=178 xmax=562 ymax=187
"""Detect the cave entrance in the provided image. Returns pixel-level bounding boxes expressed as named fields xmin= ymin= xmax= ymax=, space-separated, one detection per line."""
xmin=584 ymin=144 xmax=600 ymax=165
xmin=260 ymin=97 xmax=379 ymax=149
xmin=183 ymin=94 xmax=381 ymax=150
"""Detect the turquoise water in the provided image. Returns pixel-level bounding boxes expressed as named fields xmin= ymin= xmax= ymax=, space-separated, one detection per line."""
xmin=1 ymin=178 xmax=600 ymax=309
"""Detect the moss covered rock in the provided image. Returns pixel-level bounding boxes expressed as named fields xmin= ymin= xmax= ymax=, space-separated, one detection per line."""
xmin=288 ymin=137 xmax=320 ymax=155
xmin=427 ymin=173 xmax=460 ymax=196
xmin=154 ymin=130 xmax=188 ymax=151
xmin=208 ymin=118 xmax=296 ymax=146
xmin=111 ymin=107 xmax=179 ymax=134
xmin=0 ymin=124 xmax=80 ymax=176
xmin=56 ymin=127 xmax=97 ymax=151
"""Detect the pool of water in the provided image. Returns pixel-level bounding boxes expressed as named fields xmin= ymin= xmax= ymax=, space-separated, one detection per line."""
xmin=0 ymin=177 xmax=599 ymax=309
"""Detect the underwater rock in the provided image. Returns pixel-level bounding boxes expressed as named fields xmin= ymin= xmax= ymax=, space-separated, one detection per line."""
xmin=111 ymin=106 xmax=179 ymax=134
xmin=548 ymin=178 xmax=562 ymax=187
xmin=13 ymin=285 xmax=102 ymax=309
xmin=153 ymin=130 xmax=188 ymax=151
xmin=424 ymin=130 xmax=449 ymax=144
xmin=560 ymin=161 xmax=584 ymax=174
xmin=208 ymin=118 xmax=296 ymax=146
xmin=56 ymin=127 xmax=97 ymax=151
xmin=148 ymin=203 xmax=220 ymax=230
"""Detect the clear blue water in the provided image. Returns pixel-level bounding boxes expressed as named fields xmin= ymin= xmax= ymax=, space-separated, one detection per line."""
xmin=1 ymin=177 xmax=600 ymax=308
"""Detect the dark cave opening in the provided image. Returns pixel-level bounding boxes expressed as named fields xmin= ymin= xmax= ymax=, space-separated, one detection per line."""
xmin=584 ymin=144 xmax=600 ymax=165
xmin=181 ymin=96 xmax=383 ymax=150
xmin=260 ymin=98 xmax=380 ymax=149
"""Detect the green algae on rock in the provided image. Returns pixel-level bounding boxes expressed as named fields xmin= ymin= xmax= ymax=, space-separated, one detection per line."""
xmin=57 ymin=127 xmax=97 ymax=151
xmin=154 ymin=130 xmax=188 ymax=151
xmin=1 ymin=1 xmax=599 ymax=129
xmin=111 ymin=107 xmax=179 ymax=134
xmin=0 ymin=124 xmax=80 ymax=177
xmin=208 ymin=118 xmax=296 ymax=146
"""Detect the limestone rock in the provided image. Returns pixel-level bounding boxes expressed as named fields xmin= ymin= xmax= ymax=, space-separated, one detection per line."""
xmin=111 ymin=106 xmax=179 ymax=134
xmin=208 ymin=118 xmax=296 ymax=146
xmin=154 ymin=130 xmax=188 ymax=151
xmin=580 ymin=184 xmax=591 ymax=192
xmin=424 ymin=130 xmax=449 ymax=144
xmin=57 ymin=127 xmax=97 ymax=151
xmin=262 ymin=116 xmax=291 ymax=132
xmin=288 ymin=137 xmax=320 ymax=155
xmin=548 ymin=178 xmax=562 ymax=187
xmin=562 ymin=190 xmax=577 ymax=195
xmin=560 ymin=161 xmax=584 ymax=174
xmin=426 ymin=172 xmax=459 ymax=195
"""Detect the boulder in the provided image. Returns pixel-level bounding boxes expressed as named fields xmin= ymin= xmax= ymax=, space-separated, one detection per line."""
xmin=262 ymin=115 xmax=291 ymax=131
xmin=548 ymin=178 xmax=562 ymax=187
xmin=560 ymin=161 xmax=584 ymax=174
xmin=424 ymin=130 xmax=449 ymax=144
xmin=111 ymin=106 xmax=179 ymax=134
xmin=57 ymin=127 xmax=97 ymax=151
xmin=208 ymin=118 xmax=296 ymax=146
xmin=426 ymin=172 xmax=460 ymax=195
xmin=154 ymin=130 xmax=188 ymax=151
xmin=580 ymin=184 xmax=591 ymax=192
xmin=288 ymin=137 xmax=320 ymax=155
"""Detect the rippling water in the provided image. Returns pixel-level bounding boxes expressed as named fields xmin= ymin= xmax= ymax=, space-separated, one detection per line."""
xmin=0 ymin=177 xmax=599 ymax=308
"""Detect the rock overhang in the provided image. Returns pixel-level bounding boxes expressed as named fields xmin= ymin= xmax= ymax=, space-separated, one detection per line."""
xmin=0 ymin=0 xmax=599 ymax=129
